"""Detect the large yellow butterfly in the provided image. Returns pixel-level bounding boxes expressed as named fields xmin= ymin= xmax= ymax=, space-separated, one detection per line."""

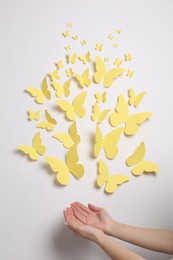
xmin=91 ymin=103 xmax=110 ymax=124
xmin=28 ymin=109 xmax=41 ymax=121
xmin=51 ymin=79 xmax=71 ymax=97
xmin=45 ymin=144 xmax=84 ymax=185
xmin=97 ymin=159 xmax=130 ymax=193
xmin=52 ymin=122 xmax=80 ymax=149
xmin=126 ymin=142 xmax=160 ymax=175
xmin=94 ymin=56 xmax=125 ymax=88
xmin=36 ymin=110 xmax=57 ymax=131
xmin=18 ymin=132 xmax=46 ymax=161
xmin=128 ymin=88 xmax=146 ymax=107
xmin=67 ymin=53 xmax=77 ymax=64
xmin=94 ymin=125 xmax=124 ymax=159
xmin=26 ymin=76 xmax=51 ymax=104
xmin=74 ymin=68 xmax=91 ymax=88
xmin=109 ymin=95 xmax=153 ymax=135
xmin=95 ymin=92 xmax=107 ymax=103
xmin=56 ymin=91 xmax=87 ymax=121
xmin=78 ymin=51 xmax=91 ymax=64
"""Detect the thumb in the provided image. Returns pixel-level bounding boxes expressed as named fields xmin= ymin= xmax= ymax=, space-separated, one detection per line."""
xmin=88 ymin=203 xmax=101 ymax=212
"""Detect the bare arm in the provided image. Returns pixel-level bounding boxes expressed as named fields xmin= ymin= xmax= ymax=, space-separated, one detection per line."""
xmin=71 ymin=202 xmax=173 ymax=254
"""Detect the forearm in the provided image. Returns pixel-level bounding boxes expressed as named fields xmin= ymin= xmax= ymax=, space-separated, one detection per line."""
xmin=108 ymin=221 xmax=173 ymax=254
xmin=94 ymin=232 xmax=145 ymax=260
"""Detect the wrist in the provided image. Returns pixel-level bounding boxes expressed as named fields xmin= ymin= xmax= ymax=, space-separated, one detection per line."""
xmin=106 ymin=220 xmax=122 ymax=238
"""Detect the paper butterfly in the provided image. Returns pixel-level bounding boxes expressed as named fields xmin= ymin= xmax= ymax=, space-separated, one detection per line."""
xmin=26 ymin=76 xmax=51 ymax=104
xmin=109 ymin=95 xmax=153 ymax=135
xmin=126 ymin=69 xmax=134 ymax=78
xmin=114 ymin=58 xmax=123 ymax=67
xmin=91 ymin=103 xmax=110 ymax=124
xmin=52 ymin=122 xmax=80 ymax=149
xmin=95 ymin=92 xmax=107 ymax=103
xmin=108 ymin=34 xmax=114 ymax=40
xmin=62 ymin=31 xmax=69 ymax=37
xmin=94 ymin=56 xmax=125 ymax=88
xmin=72 ymin=35 xmax=78 ymax=41
xmin=78 ymin=51 xmax=91 ymax=64
xmin=128 ymin=88 xmax=146 ymax=107
xmin=94 ymin=125 xmax=124 ymax=159
xmin=45 ymin=144 xmax=84 ymax=185
xmin=51 ymin=79 xmax=71 ymax=97
xmin=28 ymin=109 xmax=41 ymax=121
xmin=81 ymin=40 xmax=87 ymax=45
xmin=115 ymin=29 xmax=121 ymax=34
xmin=56 ymin=60 xmax=64 ymax=69
xmin=64 ymin=45 xmax=70 ymax=51
xmin=126 ymin=142 xmax=160 ymax=175
xmin=74 ymin=68 xmax=91 ymax=88
xmin=56 ymin=91 xmax=87 ymax=121
xmin=104 ymin=57 xmax=109 ymax=62
xmin=36 ymin=110 xmax=57 ymax=131
xmin=66 ymin=22 xmax=72 ymax=27
xmin=65 ymin=68 xmax=74 ymax=77
xmin=112 ymin=43 xmax=118 ymax=48
xmin=95 ymin=43 xmax=103 ymax=51
xmin=49 ymin=69 xmax=60 ymax=81
xmin=97 ymin=159 xmax=130 ymax=193
xmin=67 ymin=53 xmax=77 ymax=64
xmin=18 ymin=132 xmax=46 ymax=161
xmin=124 ymin=53 xmax=132 ymax=61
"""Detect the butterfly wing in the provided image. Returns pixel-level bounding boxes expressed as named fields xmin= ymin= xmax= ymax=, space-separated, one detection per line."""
xmin=94 ymin=56 xmax=106 ymax=84
xmin=82 ymin=68 xmax=91 ymax=87
xmin=45 ymin=110 xmax=57 ymax=125
xmin=109 ymin=95 xmax=129 ymax=127
xmin=73 ymin=91 xmax=87 ymax=118
xmin=103 ymin=68 xmax=125 ymax=88
xmin=125 ymin=112 xmax=153 ymax=136
xmin=98 ymin=109 xmax=110 ymax=124
xmin=56 ymin=100 xmax=75 ymax=121
xmin=97 ymin=159 xmax=109 ymax=188
xmin=44 ymin=157 xmax=70 ymax=185
xmin=18 ymin=145 xmax=39 ymax=160
xmin=26 ymin=87 xmax=45 ymax=104
xmin=103 ymin=127 xmax=124 ymax=159
xmin=52 ymin=133 xmax=73 ymax=148
xmin=41 ymin=76 xmax=51 ymax=100
xmin=51 ymin=81 xmax=64 ymax=98
xmin=32 ymin=132 xmax=46 ymax=155
xmin=69 ymin=122 xmax=80 ymax=144
xmin=106 ymin=174 xmax=130 ymax=193
xmin=74 ymin=73 xmax=85 ymax=88
xmin=126 ymin=142 xmax=145 ymax=167
xmin=131 ymin=160 xmax=160 ymax=176
xmin=63 ymin=79 xmax=71 ymax=97
xmin=94 ymin=125 xmax=103 ymax=158
xmin=128 ymin=88 xmax=135 ymax=106
xmin=134 ymin=92 xmax=146 ymax=107
xmin=28 ymin=109 xmax=41 ymax=121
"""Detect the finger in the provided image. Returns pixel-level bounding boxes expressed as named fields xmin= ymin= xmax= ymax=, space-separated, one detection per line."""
xmin=73 ymin=202 xmax=92 ymax=214
xmin=71 ymin=203 xmax=89 ymax=218
xmin=88 ymin=203 xmax=101 ymax=212
xmin=72 ymin=207 xmax=87 ymax=224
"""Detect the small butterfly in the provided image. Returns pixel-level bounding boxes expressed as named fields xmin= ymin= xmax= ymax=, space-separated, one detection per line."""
xmin=128 ymin=88 xmax=146 ymax=108
xmin=91 ymin=103 xmax=110 ymax=124
xmin=104 ymin=57 xmax=109 ymax=62
xmin=115 ymin=29 xmax=121 ymax=34
xmin=28 ymin=109 xmax=41 ymax=121
xmin=97 ymin=159 xmax=130 ymax=193
xmin=51 ymin=79 xmax=71 ymax=97
xmin=74 ymin=68 xmax=91 ymax=88
xmin=72 ymin=35 xmax=78 ymax=41
xmin=81 ymin=40 xmax=87 ymax=46
xmin=95 ymin=43 xmax=103 ymax=51
xmin=26 ymin=76 xmax=51 ymax=104
xmin=67 ymin=53 xmax=77 ymax=64
xmin=108 ymin=34 xmax=114 ymax=40
xmin=126 ymin=142 xmax=160 ymax=175
xmin=62 ymin=31 xmax=69 ymax=37
xmin=56 ymin=91 xmax=87 ymax=121
xmin=95 ymin=92 xmax=107 ymax=103
xmin=112 ymin=43 xmax=118 ymax=48
xmin=94 ymin=125 xmax=124 ymax=159
xmin=49 ymin=69 xmax=60 ymax=81
xmin=45 ymin=144 xmax=84 ymax=185
xmin=64 ymin=45 xmax=71 ymax=51
xmin=56 ymin=60 xmax=64 ymax=69
xmin=53 ymin=122 xmax=80 ymax=149
xmin=114 ymin=58 xmax=123 ymax=67
xmin=18 ymin=132 xmax=46 ymax=161
xmin=66 ymin=22 xmax=72 ymax=27
xmin=124 ymin=53 xmax=132 ymax=61
xmin=126 ymin=69 xmax=134 ymax=78
xmin=65 ymin=68 xmax=74 ymax=77
xmin=36 ymin=110 xmax=57 ymax=131
xmin=78 ymin=51 xmax=91 ymax=64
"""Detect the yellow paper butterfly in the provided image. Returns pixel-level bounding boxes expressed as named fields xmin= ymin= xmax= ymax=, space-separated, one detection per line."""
xmin=95 ymin=43 xmax=103 ymax=51
xmin=109 ymin=95 xmax=153 ymax=135
xmin=65 ymin=68 xmax=74 ymax=77
xmin=97 ymin=159 xmax=130 ymax=193
xmin=62 ymin=30 xmax=69 ymax=37
xmin=104 ymin=57 xmax=109 ymax=62
xmin=115 ymin=29 xmax=121 ymax=34
xmin=126 ymin=69 xmax=134 ymax=78
xmin=18 ymin=132 xmax=46 ymax=161
xmin=26 ymin=76 xmax=51 ymax=104
xmin=66 ymin=22 xmax=72 ymax=27
xmin=128 ymin=88 xmax=146 ymax=107
xmin=45 ymin=144 xmax=84 ymax=185
xmin=28 ymin=109 xmax=41 ymax=121
xmin=81 ymin=40 xmax=87 ymax=46
xmin=51 ymin=79 xmax=71 ymax=97
xmin=126 ymin=142 xmax=160 ymax=175
xmin=108 ymin=34 xmax=114 ymax=40
xmin=56 ymin=60 xmax=64 ymax=69
xmin=49 ymin=69 xmax=60 ymax=81
xmin=94 ymin=56 xmax=125 ymax=88
xmin=124 ymin=53 xmax=132 ymax=61
xmin=112 ymin=43 xmax=118 ymax=48
xmin=72 ymin=34 xmax=78 ymax=40
xmin=114 ymin=58 xmax=123 ymax=67
xmin=36 ymin=110 xmax=57 ymax=131
xmin=78 ymin=51 xmax=91 ymax=64
xmin=91 ymin=103 xmax=110 ymax=124
xmin=64 ymin=45 xmax=70 ymax=51
xmin=74 ymin=68 xmax=91 ymax=88
xmin=95 ymin=92 xmax=107 ymax=103
xmin=56 ymin=91 xmax=87 ymax=121
xmin=53 ymin=122 xmax=80 ymax=149
xmin=94 ymin=125 xmax=124 ymax=159
xmin=67 ymin=53 xmax=77 ymax=64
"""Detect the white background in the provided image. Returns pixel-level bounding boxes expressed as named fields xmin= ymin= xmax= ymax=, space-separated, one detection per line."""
xmin=0 ymin=0 xmax=173 ymax=259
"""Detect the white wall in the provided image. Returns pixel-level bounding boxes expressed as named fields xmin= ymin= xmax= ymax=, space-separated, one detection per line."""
xmin=0 ymin=0 xmax=173 ymax=259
